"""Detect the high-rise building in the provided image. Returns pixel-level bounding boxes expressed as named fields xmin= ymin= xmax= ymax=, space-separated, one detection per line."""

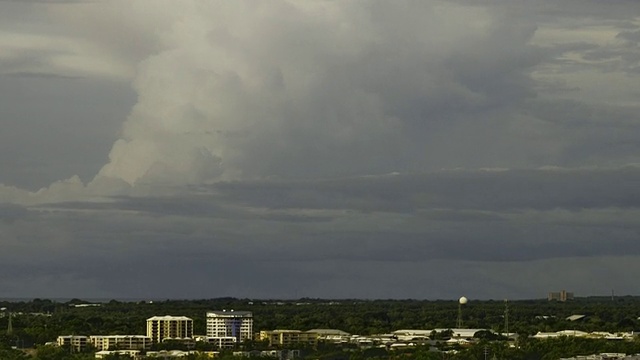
xmin=206 ymin=310 xmax=253 ymax=342
xmin=146 ymin=316 xmax=193 ymax=343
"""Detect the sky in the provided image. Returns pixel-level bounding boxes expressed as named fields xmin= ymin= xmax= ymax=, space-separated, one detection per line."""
xmin=1 ymin=0 xmax=640 ymax=300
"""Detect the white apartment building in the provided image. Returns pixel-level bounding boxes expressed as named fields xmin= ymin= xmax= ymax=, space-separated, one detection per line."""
xmin=146 ymin=315 xmax=193 ymax=343
xmin=206 ymin=310 xmax=253 ymax=342
xmin=90 ymin=335 xmax=152 ymax=351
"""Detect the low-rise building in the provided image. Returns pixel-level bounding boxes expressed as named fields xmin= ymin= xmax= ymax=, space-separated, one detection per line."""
xmin=234 ymin=350 xmax=301 ymax=360
xmin=307 ymin=329 xmax=350 ymax=344
xmin=533 ymin=330 xmax=635 ymax=340
xmin=259 ymin=330 xmax=318 ymax=347
xmin=90 ymin=335 xmax=152 ymax=351
xmin=146 ymin=350 xmax=199 ymax=359
xmin=56 ymin=335 xmax=89 ymax=352
xmin=393 ymin=328 xmax=485 ymax=340
xmin=95 ymin=350 xmax=140 ymax=359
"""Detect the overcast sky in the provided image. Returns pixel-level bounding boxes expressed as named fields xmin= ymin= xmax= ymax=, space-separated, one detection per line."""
xmin=1 ymin=0 xmax=640 ymax=300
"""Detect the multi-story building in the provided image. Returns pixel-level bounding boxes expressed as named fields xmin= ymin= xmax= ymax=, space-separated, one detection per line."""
xmin=57 ymin=335 xmax=89 ymax=352
xmin=259 ymin=330 xmax=319 ymax=348
xmin=146 ymin=315 xmax=193 ymax=343
xmin=206 ymin=310 xmax=253 ymax=342
xmin=90 ymin=335 xmax=152 ymax=351
xmin=548 ymin=290 xmax=574 ymax=302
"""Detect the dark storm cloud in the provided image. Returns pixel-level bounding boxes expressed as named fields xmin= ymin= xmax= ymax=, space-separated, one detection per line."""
xmin=211 ymin=168 xmax=640 ymax=212
xmin=3 ymin=195 xmax=638 ymax=299
xmin=21 ymin=167 xmax=640 ymax=268
xmin=0 ymin=203 xmax=29 ymax=222
xmin=3 ymin=165 xmax=640 ymax=299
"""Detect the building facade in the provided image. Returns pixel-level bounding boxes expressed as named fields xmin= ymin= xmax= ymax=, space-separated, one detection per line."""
xmin=90 ymin=335 xmax=152 ymax=351
xmin=203 ymin=336 xmax=238 ymax=349
xmin=146 ymin=316 xmax=193 ymax=343
xmin=57 ymin=335 xmax=89 ymax=352
xmin=95 ymin=350 xmax=141 ymax=359
xmin=259 ymin=330 xmax=319 ymax=347
xmin=206 ymin=310 xmax=253 ymax=342
xmin=548 ymin=290 xmax=574 ymax=302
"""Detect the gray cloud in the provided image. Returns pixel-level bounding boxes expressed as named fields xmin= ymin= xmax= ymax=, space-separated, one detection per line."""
xmin=1 ymin=1 xmax=640 ymax=299
xmin=0 ymin=77 xmax=134 ymax=190
xmin=0 ymin=203 xmax=30 ymax=223
xmin=209 ymin=167 xmax=640 ymax=212
xmin=0 ymin=167 xmax=631 ymax=299
xmin=451 ymin=0 xmax=640 ymax=22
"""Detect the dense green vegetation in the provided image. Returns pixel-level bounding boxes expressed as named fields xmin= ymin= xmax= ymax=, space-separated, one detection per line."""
xmin=1 ymin=297 xmax=640 ymax=359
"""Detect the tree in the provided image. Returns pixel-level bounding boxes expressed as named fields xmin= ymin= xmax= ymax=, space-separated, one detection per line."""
xmin=0 ymin=349 xmax=30 ymax=360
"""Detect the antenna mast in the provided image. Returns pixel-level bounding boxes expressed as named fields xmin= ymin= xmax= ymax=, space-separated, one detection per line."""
xmin=504 ymin=299 xmax=509 ymax=338
xmin=7 ymin=311 xmax=13 ymax=335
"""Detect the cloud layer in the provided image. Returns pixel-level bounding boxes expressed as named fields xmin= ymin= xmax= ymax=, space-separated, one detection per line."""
xmin=0 ymin=0 xmax=640 ymax=299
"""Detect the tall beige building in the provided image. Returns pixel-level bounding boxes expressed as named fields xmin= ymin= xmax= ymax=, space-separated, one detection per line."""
xmin=146 ymin=316 xmax=193 ymax=343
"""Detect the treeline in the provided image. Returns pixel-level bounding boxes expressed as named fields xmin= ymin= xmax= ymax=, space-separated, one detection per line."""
xmin=385 ymin=337 xmax=640 ymax=360
xmin=2 ymin=297 xmax=640 ymax=350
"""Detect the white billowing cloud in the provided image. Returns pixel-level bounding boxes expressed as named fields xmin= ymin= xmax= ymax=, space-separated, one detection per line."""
xmin=0 ymin=175 xmax=133 ymax=205
xmin=93 ymin=0 xmax=546 ymax=186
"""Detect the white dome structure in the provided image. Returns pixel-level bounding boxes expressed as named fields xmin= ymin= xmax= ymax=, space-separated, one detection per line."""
xmin=459 ymin=296 xmax=468 ymax=305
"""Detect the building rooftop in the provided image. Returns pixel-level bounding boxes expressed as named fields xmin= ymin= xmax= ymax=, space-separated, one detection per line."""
xmin=263 ymin=330 xmax=303 ymax=334
xmin=207 ymin=310 xmax=252 ymax=317
xmin=147 ymin=316 xmax=193 ymax=321
xmin=307 ymin=329 xmax=350 ymax=336
xmin=566 ymin=314 xmax=587 ymax=322
xmin=90 ymin=335 xmax=150 ymax=339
